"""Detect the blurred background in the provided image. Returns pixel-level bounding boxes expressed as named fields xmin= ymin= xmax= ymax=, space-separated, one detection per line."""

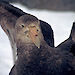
xmin=0 ymin=0 xmax=75 ymax=75
xmin=1 ymin=0 xmax=75 ymax=11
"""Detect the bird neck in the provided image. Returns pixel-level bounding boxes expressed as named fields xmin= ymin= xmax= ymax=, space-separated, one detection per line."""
xmin=17 ymin=39 xmax=50 ymax=58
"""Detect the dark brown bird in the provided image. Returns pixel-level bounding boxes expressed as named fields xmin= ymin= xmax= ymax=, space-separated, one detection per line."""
xmin=0 ymin=1 xmax=54 ymax=62
xmin=0 ymin=1 xmax=75 ymax=75
xmin=9 ymin=15 xmax=75 ymax=75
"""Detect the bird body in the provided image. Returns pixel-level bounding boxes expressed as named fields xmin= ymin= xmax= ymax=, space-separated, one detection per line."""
xmin=10 ymin=38 xmax=75 ymax=75
xmin=9 ymin=15 xmax=75 ymax=75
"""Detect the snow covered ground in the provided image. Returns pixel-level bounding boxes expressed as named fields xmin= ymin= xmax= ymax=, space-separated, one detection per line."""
xmin=0 ymin=3 xmax=75 ymax=75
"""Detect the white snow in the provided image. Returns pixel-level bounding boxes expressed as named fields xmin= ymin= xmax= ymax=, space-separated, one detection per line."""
xmin=0 ymin=3 xmax=75 ymax=75
xmin=0 ymin=26 xmax=13 ymax=75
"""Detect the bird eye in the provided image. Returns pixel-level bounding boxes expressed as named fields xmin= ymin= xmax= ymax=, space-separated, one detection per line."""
xmin=37 ymin=29 xmax=39 ymax=31
xmin=21 ymin=24 xmax=24 ymax=28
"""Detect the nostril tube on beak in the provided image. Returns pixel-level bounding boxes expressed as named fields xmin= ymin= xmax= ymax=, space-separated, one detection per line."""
xmin=27 ymin=35 xmax=29 ymax=37
xmin=35 ymin=34 xmax=38 ymax=36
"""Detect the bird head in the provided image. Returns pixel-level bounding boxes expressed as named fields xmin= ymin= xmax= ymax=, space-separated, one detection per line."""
xmin=15 ymin=15 xmax=44 ymax=48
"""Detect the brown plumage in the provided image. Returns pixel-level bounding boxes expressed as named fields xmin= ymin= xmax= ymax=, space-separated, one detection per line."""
xmin=9 ymin=15 xmax=75 ymax=75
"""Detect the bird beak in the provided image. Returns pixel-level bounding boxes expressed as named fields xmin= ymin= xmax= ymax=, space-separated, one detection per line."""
xmin=29 ymin=27 xmax=40 ymax=48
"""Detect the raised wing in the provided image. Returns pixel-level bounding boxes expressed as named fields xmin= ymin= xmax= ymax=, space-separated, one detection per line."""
xmin=0 ymin=1 xmax=27 ymax=62
xmin=57 ymin=22 xmax=75 ymax=55
xmin=0 ymin=1 xmax=26 ymax=34
xmin=40 ymin=20 xmax=54 ymax=47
